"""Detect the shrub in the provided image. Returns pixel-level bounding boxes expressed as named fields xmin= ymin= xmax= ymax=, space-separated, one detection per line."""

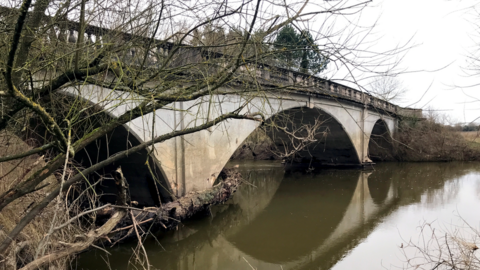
xmin=394 ymin=117 xmax=480 ymax=162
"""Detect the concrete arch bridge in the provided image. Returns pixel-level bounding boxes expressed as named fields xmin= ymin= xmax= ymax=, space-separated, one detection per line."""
xmin=63 ymin=82 xmax=420 ymax=205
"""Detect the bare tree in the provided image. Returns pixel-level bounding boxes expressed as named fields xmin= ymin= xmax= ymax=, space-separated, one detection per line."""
xmin=368 ymin=76 xmax=407 ymax=102
xmin=269 ymin=116 xmax=328 ymax=164
xmin=400 ymin=222 xmax=480 ymax=270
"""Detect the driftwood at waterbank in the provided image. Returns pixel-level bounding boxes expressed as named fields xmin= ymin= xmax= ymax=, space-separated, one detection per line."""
xmin=100 ymin=168 xmax=242 ymax=243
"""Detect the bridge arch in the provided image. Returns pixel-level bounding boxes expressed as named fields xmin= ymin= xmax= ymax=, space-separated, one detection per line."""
xmin=265 ymin=106 xmax=361 ymax=165
xmin=60 ymin=86 xmax=175 ymax=206
xmin=367 ymin=118 xmax=395 ymax=161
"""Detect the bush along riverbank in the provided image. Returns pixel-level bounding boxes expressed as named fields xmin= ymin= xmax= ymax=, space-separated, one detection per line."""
xmin=394 ymin=117 xmax=480 ymax=162
xmin=0 ymin=132 xmax=75 ymax=270
xmin=231 ymin=118 xmax=480 ymax=163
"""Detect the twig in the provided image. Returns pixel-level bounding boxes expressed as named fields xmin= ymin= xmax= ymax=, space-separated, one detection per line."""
xmin=243 ymin=257 xmax=256 ymax=270
xmin=110 ymin=205 xmax=156 ymax=213
xmin=53 ymin=204 xmax=113 ymax=231
xmin=431 ymin=261 xmax=444 ymax=270
xmin=19 ymin=211 xmax=126 ymax=270
xmin=0 ymin=142 xmax=55 ymax=163
xmin=445 ymin=233 xmax=456 ymax=270
xmin=110 ymin=218 xmax=154 ymax=233
xmin=130 ymin=210 xmax=150 ymax=270
xmin=240 ymin=179 xmax=257 ymax=188
xmin=35 ymin=120 xmax=72 ymax=259
xmin=91 ymin=244 xmax=111 ymax=255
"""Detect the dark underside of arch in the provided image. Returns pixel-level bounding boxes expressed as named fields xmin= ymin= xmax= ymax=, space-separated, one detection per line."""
xmin=265 ymin=107 xmax=360 ymax=167
xmin=74 ymin=126 xmax=175 ymax=206
xmin=23 ymin=93 xmax=175 ymax=207
xmin=368 ymin=120 xmax=394 ymax=162
xmin=37 ymin=93 xmax=178 ymax=207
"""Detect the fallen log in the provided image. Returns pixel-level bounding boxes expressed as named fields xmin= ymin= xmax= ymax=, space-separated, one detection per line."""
xmin=99 ymin=168 xmax=243 ymax=244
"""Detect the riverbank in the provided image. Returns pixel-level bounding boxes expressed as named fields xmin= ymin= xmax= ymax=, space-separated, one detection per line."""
xmin=394 ymin=118 xmax=480 ymax=162
xmin=230 ymin=128 xmax=280 ymax=160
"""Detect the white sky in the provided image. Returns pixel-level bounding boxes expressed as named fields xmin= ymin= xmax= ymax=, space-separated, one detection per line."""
xmin=326 ymin=0 xmax=480 ymax=124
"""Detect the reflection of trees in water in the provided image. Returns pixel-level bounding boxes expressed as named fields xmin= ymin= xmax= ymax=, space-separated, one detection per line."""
xmin=421 ymin=179 xmax=461 ymax=207
xmin=377 ymin=162 xmax=480 ymax=208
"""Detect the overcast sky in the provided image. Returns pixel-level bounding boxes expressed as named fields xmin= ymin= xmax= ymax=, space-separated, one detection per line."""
xmin=325 ymin=0 xmax=480 ymax=124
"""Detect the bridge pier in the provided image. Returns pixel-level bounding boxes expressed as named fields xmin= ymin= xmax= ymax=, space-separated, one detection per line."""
xmin=174 ymin=102 xmax=186 ymax=197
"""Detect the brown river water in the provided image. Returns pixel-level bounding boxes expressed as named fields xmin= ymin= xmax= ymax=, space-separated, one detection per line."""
xmin=75 ymin=161 xmax=480 ymax=270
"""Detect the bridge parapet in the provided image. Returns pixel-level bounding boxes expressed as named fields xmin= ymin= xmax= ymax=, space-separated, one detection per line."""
xmin=126 ymin=46 xmax=421 ymax=118
xmin=233 ymin=63 xmax=421 ymax=117
xmin=151 ymin=47 xmax=421 ymax=117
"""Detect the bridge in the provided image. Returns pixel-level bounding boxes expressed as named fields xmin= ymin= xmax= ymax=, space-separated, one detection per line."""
xmin=61 ymin=48 xmax=421 ymax=205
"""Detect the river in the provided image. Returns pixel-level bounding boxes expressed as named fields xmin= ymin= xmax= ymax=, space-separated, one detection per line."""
xmin=76 ymin=161 xmax=480 ymax=270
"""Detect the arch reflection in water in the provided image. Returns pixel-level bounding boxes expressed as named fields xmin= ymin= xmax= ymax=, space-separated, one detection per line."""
xmin=226 ymin=168 xmax=396 ymax=270
xmin=76 ymin=162 xmax=479 ymax=270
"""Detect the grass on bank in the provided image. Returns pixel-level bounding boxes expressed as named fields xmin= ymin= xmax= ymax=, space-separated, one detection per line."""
xmin=459 ymin=131 xmax=480 ymax=149
xmin=459 ymin=131 xmax=480 ymax=142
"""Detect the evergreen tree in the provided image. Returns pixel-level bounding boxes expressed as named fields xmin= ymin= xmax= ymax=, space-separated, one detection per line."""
xmin=274 ymin=25 xmax=328 ymax=74
xmin=298 ymin=30 xmax=328 ymax=74
xmin=274 ymin=25 xmax=300 ymax=70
